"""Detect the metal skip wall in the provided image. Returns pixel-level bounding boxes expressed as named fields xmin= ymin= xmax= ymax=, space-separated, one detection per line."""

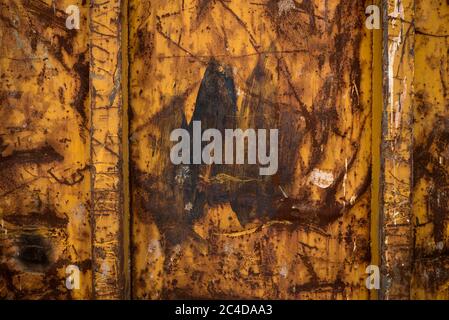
xmin=0 ymin=0 xmax=127 ymax=299
xmin=0 ymin=0 xmax=448 ymax=300
xmin=129 ymin=0 xmax=373 ymax=299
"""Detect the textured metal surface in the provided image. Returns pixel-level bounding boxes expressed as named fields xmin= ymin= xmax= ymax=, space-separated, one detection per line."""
xmin=89 ymin=0 xmax=126 ymax=299
xmin=0 ymin=0 xmax=447 ymax=300
xmin=0 ymin=0 xmax=126 ymax=299
xmin=380 ymin=0 xmax=415 ymax=300
xmin=381 ymin=0 xmax=449 ymax=300
xmin=0 ymin=0 xmax=92 ymax=299
xmin=129 ymin=0 xmax=373 ymax=299
xmin=411 ymin=0 xmax=449 ymax=300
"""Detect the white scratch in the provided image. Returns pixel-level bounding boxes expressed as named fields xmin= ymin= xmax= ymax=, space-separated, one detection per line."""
xmin=278 ymin=185 xmax=288 ymax=198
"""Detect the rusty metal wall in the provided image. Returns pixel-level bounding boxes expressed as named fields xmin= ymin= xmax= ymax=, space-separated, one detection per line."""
xmin=380 ymin=0 xmax=415 ymax=300
xmin=381 ymin=0 xmax=449 ymax=300
xmin=0 ymin=0 xmax=447 ymax=300
xmin=411 ymin=0 xmax=449 ymax=300
xmin=0 ymin=0 xmax=93 ymax=299
xmin=129 ymin=0 xmax=373 ymax=299
xmin=0 ymin=0 xmax=127 ymax=299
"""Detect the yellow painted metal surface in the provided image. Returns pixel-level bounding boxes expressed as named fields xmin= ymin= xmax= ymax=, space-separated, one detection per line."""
xmin=89 ymin=0 xmax=126 ymax=299
xmin=381 ymin=0 xmax=449 ymax=300
xmin=129 ymin=0 xmax=374 ymax=299
xmin=0 ymin=0 xmax=447 ymax=300
xmin=411 ymin=0 xmax=449 ymax=300
xmin=381 ymin=0 xmax=415 ymax=300
xmin=371 ymin=0 xmax=383 ymax=302
xmin=0 ymin=0 xmax=92 ymax=299
xmin=0 ymin=0 xmax=126 ymax=299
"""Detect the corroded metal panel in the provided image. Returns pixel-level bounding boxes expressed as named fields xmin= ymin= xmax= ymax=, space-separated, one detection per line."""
xmin=0 ymin=0 xmax=446 ymax=301
xmin=0 ymin=0 xmax=126 ymax=299
xmin=411 ymin=0 xmax=449 ymax=300
xmin=129 ymin=0 xmax=374 ymax=299
xmin=0 ymin=0 xmax=92 ymax=299
xmin=89 ymin=0 xmax=127 ymax=299
xmin=380 ymin=0 xmax=415 ymax=300
xmin=381 ymin=0 xmax=449 ymax=300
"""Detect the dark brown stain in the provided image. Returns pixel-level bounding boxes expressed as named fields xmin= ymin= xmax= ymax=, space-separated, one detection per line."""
xmin=185 ymin=59 xmax=237 ymax=223
xmin=0 ymin=145 xmax=64 ymax=168
xmin=72 ymin=52 xmax=89 ymax=124
xmin=414 ymin=116 xmax=449 ymax=244
xmin=22 ymin=0 xmax=77 ymax=65
xmin=3 ymin=209 xmax=68 ymax=229
xmin=17 ymin=234 xmax=52 ymax=271
xmin=0 ymin=263 xmax=22 ymax=299
xmin=47 ymin=165 xmax=89 ymax=186
xmin=135 ymin=28 xmax=154 ymax=59
xmin=0 ymin=91 xmax=23 ymax=102
xmin=22 ymin=0 xmax=70 ymax=31
xmin=413 ymin=248 xmax=449 ymax=293
xmin=196 ymin=0 xmax=216 ymax=28
xmin=58 ymin=87 xmax=65 ymax=105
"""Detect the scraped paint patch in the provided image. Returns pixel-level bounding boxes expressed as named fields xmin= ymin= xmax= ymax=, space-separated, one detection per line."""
xmin=278 ymin=0 xmax=296 ymax=16
xmin=148 ymin=239 xmax=162 ymax=259
xmin=309 ymin=169 xmax=334 ymax=189
xmin=101 ymin=262 xmax=110 ymax=277
xmin=279 ymin=265 xmax=289 ymax=278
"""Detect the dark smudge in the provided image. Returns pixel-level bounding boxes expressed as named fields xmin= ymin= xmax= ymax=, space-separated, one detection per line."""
xmin=17 ymin=234 xmax=52 ymax=271
xmin=0 ymin=145 xmax=64 ymax=168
